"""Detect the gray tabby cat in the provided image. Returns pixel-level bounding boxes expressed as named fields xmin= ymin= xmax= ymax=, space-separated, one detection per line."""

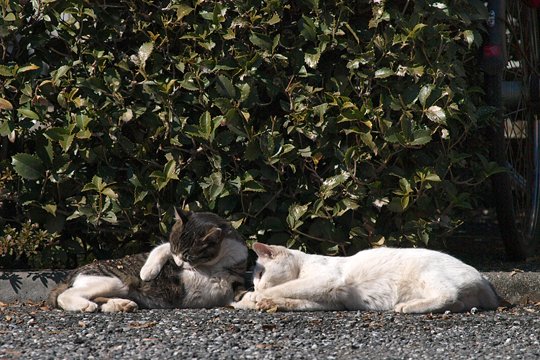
xmin=48 ymin=211 xmax=247 ymax=312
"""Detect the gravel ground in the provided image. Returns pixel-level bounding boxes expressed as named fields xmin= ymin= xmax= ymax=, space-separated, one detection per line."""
xmin=1 ymin=302 xmax=539 ymax=360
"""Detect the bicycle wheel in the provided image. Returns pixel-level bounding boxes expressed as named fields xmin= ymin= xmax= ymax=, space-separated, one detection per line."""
xmin=485 ymin=0 xmax=540 ymax=260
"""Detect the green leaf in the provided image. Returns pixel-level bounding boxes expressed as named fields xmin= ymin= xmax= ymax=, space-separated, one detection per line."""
xmin=11 ymin=153 xmax=44 ymax=180
xmin=43 ymin=203 xmax=57 ymax=216
xmin=83 ymin=175 xmax=105 ymax=192
xmin=45 ymin=126 xmax=75 ymax=152
xmin=17 ymin=108 xmax=40 ymax=120
xmin=164 ymin=159 xmax=179 ymax=181
xmin=199 ymin=111 xmax=212 ymax=140
xmin=242 ymin=180 xmax=266 ymax=192
xmin=300 ymin=16 xmax=317 ymax=42
xmin=333 ymin=198 xmax=359 ymax=217
xmin=101 ymin=211 xmax=118 ymax=224
xmin=216 ymin=75 xmax=237 ymax=99
xmin=320 ymin=172 xmax=350 ymax=194
xmin=179 ymin=75 xmax=199 ymax=91
xmin=174 ymin=4 xmax=194 ymax=20
xmin=201 ymin=172 xmax=225 ymax=202
xmin=287 ymin=203 xmax=309 ymax=230
xmin=359 ymin=132 xmax=378 ymax=153
xmin=81 ymin=182 xmax=99 ymax=192
xmin=401 ymin=195 xmax=410 ymax=210
xmin=52 ymin=65 xmax=71 ymax=85
xmin=0 ymin=120 xmax=14 ymax=136
xmin=410 ymin=129 xmax=432 ymax=146
xmin=249 ymin=32 xmax=272 ymax=50
xmin=224 ymin=109 xmax=247 ymax=137
xmin=399 ymin=178 xmax=412 ymax=194
xmin=267 ymin=13 xmax=281 ymax=25
xmin=245 ymin=141 xmax=260 ymax=161
xmin=424 ymin=173 xmax=441 ymax=182
xmin=4 ymin=12 xmax=16 ymax=21
xmin=0 ymin=65 xmax=14 ymax=77
xmin=408 ymin=23 xmax=427 ymax=39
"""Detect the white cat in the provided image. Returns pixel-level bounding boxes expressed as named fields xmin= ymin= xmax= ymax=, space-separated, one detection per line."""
xmin=233 ymin=243 xmax=499 ymax=313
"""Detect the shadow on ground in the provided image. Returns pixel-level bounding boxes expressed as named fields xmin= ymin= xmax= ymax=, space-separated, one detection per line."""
xmin=0 ymin=271 xmax=68 ymax=294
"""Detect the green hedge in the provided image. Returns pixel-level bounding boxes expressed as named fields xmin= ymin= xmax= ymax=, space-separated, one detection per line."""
xmin=0 ymin=0 xmax=495 ymax=268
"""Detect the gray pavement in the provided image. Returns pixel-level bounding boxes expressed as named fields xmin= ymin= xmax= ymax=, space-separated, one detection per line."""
xmin=1 ymin=302 xmax=539 ymax=359
xmin=1 ymin=259 xmax=540 ymax=359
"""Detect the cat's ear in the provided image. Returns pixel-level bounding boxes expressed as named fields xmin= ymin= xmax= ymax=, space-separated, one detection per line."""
xmin=170 ymin=219 xmax=184 ymax=240
xmin=203 ymin=227 xmax=223 ymax=242
xmin=252 ymin=242 xmax=278 ymax=259
xmin=174 ymin=207 xmax=192 ymax=223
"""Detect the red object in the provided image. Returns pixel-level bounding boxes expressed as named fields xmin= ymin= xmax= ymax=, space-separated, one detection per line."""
xmin=483 ymin=44 xmax=502 ymax=58
xmin=527 ymin=0 xmax=540 ymax=8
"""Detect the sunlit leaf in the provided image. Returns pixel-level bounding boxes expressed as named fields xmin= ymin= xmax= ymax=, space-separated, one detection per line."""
xmin=17 ymin=64 xmax=40 ymax=73
xmin=17 ymin=108 xmax=39 ymax=120
xmin=425 ymin=106 xmax=446 ymax=124
xmin=419 ymin=85 xmax=433 ymax=107
xmin=174 ymin=4 xmax=194 ymax=20
xmin=138 ymin=42 xmax=154 ymax=65
xmin=0 ymin=98 xmax=13 ymax=110
xmin=375 ymin=68 xmax=394 ymax=78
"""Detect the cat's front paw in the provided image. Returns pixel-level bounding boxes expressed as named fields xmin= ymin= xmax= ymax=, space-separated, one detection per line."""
xmin=232 ymin=291 xmax=258 ymax=310
xmin=172 ymin=254 xmax=184 ymax=267
xmin=256 ymin=298 xmax=278 ymax=312
xmin=394 ymin=302 xmax=408 ymax=313
xmin=140 ymin=263 xmax=162 ymax=281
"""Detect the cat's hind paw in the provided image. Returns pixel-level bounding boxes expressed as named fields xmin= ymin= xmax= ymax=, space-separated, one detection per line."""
xmin=57 ymin=294 xmax=99 ymax=312
xmin=100 ymin=298 xmax=138 ymax=313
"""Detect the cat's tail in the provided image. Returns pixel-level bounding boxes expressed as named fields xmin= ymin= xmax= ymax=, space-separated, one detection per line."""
xmin=46 ymin=283 xmax=69 ymax=309
xmin=482 ymin=277 xmax=508 ymax=309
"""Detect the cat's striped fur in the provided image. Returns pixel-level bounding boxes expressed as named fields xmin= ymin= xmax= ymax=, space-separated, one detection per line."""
xmin=48 ymin=211 xmax=247 ymax=312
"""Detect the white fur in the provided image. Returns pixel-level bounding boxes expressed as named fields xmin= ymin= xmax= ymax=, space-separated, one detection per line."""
xmin=56 ymin=236 xmax=247 ymax=312
xmin=140 ymin=243 xmax=177 ymax=281
xmin=234 ymin=244 xmax=499 ymax=313
xmin=57 ymin=275 xmax=129 ymax=312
